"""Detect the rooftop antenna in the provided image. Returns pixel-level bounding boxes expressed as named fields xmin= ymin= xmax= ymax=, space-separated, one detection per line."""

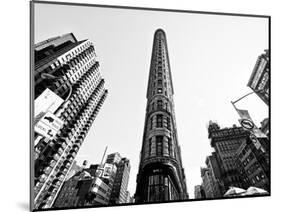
xmin=100 ymin=146 xmax=108 ymax=165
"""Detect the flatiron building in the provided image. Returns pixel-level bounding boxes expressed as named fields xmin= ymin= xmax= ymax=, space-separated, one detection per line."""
xmin=135 ymin=29 xmax=188 ymax=203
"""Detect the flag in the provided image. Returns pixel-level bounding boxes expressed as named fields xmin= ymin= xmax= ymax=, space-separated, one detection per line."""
xmin=232 ymin=105 xmax=267 ymax=139
xmin=236 ymin=108 xmax=252 ymax=120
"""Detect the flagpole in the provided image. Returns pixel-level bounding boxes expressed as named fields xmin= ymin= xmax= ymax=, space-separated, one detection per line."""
xmin=232 ymin=91 xmax=255 ymax=105
xmin=231 ymin=91 xmax=255 ymax=118
xmin=231 ymin=100 xmax=237 ymax=110
xmin=100 ymin=146 xmax=108 ymax=165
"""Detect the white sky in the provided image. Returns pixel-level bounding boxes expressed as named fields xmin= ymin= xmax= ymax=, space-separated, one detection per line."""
xmin=34 ymin=3 xmax=268 ymax=199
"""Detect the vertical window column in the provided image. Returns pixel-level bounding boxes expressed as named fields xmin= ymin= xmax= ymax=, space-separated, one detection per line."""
xmin=163 ymin=136 xmax=169 ymax=156
xmin=156 ymin=136 xmax=163 ymax=156
xmin=150 ymin=116 xmax=154 ymax=130
xmin=151 ymin=137 xmax=156 ymax=156
xmin=156 ymin=114 xmax=163 ymax=128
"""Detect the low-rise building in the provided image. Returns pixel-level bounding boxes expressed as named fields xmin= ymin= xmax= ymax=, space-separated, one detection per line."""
xmin=235 ymin=136 xmax=270 ymax=191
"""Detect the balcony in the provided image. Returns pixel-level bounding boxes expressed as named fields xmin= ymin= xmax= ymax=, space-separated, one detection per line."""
xmin=71 ymin=145 xmax=79 ymax=152
xmin=56 ymin=172 xmax=64 ymax=179
xmin=72 ymin=143 xmax=80 ymax=149
xmin=52 ymin=179 xmax=61 ymax=187
xmin=38 ymin=174 xmax=47 ymax=182
xmin=63 ymin=161 xmax=72 ymax=168
xmin=69 ymin=150 xmax=77 ymax=157
xmin=77 ymin=134 xmax=84 ymax=140
xmin=53 ymin=153 xmax=60 ymax=161
xmin=60 ymin=165 xmax=68 ymax=173
xmin=66 ymin=155 xmax=74 ymax=161
xmin=43 ymin=166 xmax=52 ymax=175
xmin=48 ymin=159 xmax=56 ymax=168
xmin=48 ymin=185 xmax=56 ymax=193
xmin=44 ymin=195 xmax=53 ymax=202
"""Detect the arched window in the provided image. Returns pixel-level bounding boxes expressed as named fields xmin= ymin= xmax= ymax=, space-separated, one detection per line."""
xmin=156 ymin=136 xmax=163 ymax=156
xmin=151 ymin=102 xmax=155 ymax=111
xmin=156 ymin=114 xmax=163 ymax=128
xmin=150 ymin=116 xmax=154 ymax=130
xmin=157 ymin=100 xmax=163 ymax=109
xmin=168 ymin=138 xmax=173 ymax=157
xmin=157 ymin=88 xmax=162 ymax=94
xmin=166 ymin=117 xmax=171 ymax=130
xmin=149 ymin=138 xmax=153 ymax=156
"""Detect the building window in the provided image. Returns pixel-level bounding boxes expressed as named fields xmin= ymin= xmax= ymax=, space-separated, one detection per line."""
xmin=256 ymin=175 xmax=260 ymax=181
xmin=150 ymin=116 xmax=153 ymax=130
xmin=157 ymin=100 xmax=163 ymax=109
xmin=157 ymin=88 xmax=162 ymax=94
xmin=166 ymin=117 xmax=171 ymax=130
xmin=168 ymin=138 xmax=173 ymax=156
xmin=147 ymin=174 xmax=173 ymax=202
xmin=158 ymin=79 xmax=162 ymax=86
xmin=151 ymin=102 xmax=155 ymax=111
xmin=156 ymin=136 xmax=163 ymax=156
xmin=156 ymin=115 xmax=163 ymax=128
xmin=148 ymin=138 xmax=152 ymax=156
xmin=158 ymin=72 xmax=162 ymax=78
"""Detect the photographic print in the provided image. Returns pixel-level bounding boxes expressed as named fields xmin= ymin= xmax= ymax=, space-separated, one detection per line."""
xmin=31 ymin=1 xmax=270 ymax=211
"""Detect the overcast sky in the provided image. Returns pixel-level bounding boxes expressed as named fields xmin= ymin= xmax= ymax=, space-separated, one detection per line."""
xmin=34 ymin=3 xmax=268 ymax=199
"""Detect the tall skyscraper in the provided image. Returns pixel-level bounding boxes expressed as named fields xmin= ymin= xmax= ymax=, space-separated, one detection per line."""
xmin=200 ymin=153 xmax=223 ymax=198
xmin=106 ymin=152 xmax=122 ymax=164
xmin=135 ymin=29 xmax=188 ymax=203
xmin=247 ymin=49 xmax=269 ymax=105
xmin=33 ymin=33 xmax=108 ymax=209
xmin=106 ymin=153 xmax=131 ymax=205
xmin=235 ymin=136 xmax=270 ymax=191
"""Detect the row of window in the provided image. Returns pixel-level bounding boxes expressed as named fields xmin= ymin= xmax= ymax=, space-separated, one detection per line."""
xmin=147 ymin=136 xmax=173 ymax=157
xmin=251 ymin=171 xmax=266 ymax=185
xmin=242 ymin=152 xmax=255 ymax=167
xmin=61 ymin=40 xmax=92 ymax=64
xmin=146 ymin=174 xmax=179 ymax=202
xmin=217 ymin=140 xmax=242 ymax=152
xmin=149 ymin=114 xmax=171 ymax=130
xmin=68 ymin=55 xmax=96 ymax=84
xmin=227 ymin=175 xmax=241 ymax=183
xmin=149 ymin=98 xmax=169 ymax=113
xmin=245 ymin=161 xmax=261 ymax=175
xmin=58 ymin=67 xmax=103 ymax=122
